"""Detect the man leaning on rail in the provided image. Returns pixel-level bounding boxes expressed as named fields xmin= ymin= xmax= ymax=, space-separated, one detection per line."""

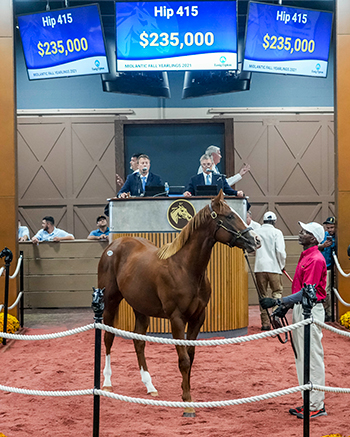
xmin=260 ymin=221 xmax=327 ymax=420
xmin=31 ymin=216 xmax=74 ymax=244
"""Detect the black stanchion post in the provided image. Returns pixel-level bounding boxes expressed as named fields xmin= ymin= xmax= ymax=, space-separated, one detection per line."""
xmin=91 ymin=287 xmax=104 ymax=437
xmin=0 ymin=248 xmax=13 ymax=347
xmin=20 ymin=251 xmax=24 ymax=328
xmin=302 ymin=285 xmax=315 ymax=437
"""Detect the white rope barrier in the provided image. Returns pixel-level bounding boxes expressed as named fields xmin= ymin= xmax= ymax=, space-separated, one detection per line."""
xmin=0 ymin=292 xmax=23 ymax=313
xmin=0 ymin=319 xmax=311 ymax=345
xmin=0 ymin=267 xmax=4 ymax=277
xmin=1 ymin=382 xmax=350 ymax=408
xmin=1 ymin=318 xmax=350 ymax=415
xmin=0 ymin=384 xmax=311 ymax=407
xmin=333 ymin=253 xmax=350 ymax=278
xmin=95 ymin=385 xmax=311 ymax=408
xmin=9 ymin=254 xmax=22 ymax=279
xmin=93 ymin=319 xmax=311 ymax=346
xmin=0 ymin=384 xmax=93 ymax=397
xmin=0 ymin=324 xmax=95 ymax=340
xmin=314 ymin=319 xmax=350 ymax=337
xmin=333 ymin=288 xmax=350 ymax=307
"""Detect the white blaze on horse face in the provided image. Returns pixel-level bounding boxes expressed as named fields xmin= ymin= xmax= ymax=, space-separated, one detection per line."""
xmin=103 ymin=354 xmax=112 ymax=388
xmin=140 ymin=366 xmax=157 ymax=394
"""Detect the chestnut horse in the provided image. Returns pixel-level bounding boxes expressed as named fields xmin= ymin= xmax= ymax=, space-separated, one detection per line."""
xmin=98 ymin=191 xmax=260 ymax=416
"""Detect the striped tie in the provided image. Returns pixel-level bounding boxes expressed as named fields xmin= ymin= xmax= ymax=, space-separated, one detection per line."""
xmin=142 ymin=176 xmax=146 ymax=190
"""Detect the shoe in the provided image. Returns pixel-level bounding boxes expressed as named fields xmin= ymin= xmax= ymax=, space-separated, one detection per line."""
xmin=261 ymin=325 xmax=271 ymax=331
xmin=289 ymin=405 xmax=303 ymax=416
xmin=296 ymin=406 xmax=327 ymax=419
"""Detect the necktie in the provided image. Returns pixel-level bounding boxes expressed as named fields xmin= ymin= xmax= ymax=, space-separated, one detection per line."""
xmin=206 ymin=174 xmax=210 ymax=185
xmin=142 ymin=176 xmax=146 ymax=190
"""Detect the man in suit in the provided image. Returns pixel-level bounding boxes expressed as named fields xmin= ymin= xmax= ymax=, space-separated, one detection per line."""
xmin=197 ymin=145 xmax=250 ymax=187
xmin=184 ymin=154 xmax=244 ymax=197
xmin=118 ymin=154 xmax=162 ymax=198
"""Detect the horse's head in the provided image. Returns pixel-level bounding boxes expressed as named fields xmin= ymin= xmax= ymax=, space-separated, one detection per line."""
xmin=209 ymin=190 xmax=261 ymax=253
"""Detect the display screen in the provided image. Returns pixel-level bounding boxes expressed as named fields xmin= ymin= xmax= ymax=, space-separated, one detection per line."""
xmin=243 ymin=1 xmax=333 ymax=78
xmin=17 ymin=4 xmax=109 ymax=80
xmin=115 ymin=1 xmax=237 ymax=71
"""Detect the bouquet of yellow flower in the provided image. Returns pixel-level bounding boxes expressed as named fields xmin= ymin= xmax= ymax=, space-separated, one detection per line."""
xmin=0 ymin=312 xmax=20 ymax=344
xmin=0 ymin=433 xmax=8 ymax=437
xmin=322 ymin=434 xmax=350 ymax=437
xmin=340 ymin=311 xmax=350 ymax=330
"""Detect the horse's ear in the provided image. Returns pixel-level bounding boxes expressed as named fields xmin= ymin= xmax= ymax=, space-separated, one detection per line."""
xmin=212 ymin=189 xmax=224 ymax=207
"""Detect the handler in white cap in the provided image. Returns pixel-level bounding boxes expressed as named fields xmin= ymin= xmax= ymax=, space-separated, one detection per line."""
xmin=260 ymin=221 xmax=327 ymax=419
xmin=254 ymin=211 xmax=286 ymax=331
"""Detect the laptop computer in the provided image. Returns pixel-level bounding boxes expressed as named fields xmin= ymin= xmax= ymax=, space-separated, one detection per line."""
xmin=195 ymin=185 xmax=219 ymax=196
xmin=144 ymin=185 xmax=167 ymax=197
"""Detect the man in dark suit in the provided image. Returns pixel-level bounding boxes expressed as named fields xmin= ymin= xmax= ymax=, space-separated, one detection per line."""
xmin=183 ymin=154 xmax=244 ymax=197
xmin=118 ymin=154 xmax=162 ymax=198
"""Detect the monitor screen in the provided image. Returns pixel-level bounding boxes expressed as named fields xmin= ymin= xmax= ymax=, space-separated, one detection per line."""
xmin=17 ymin=4 xmax=109 ymax=80
xmin=243 ymin=1 xmax=333 ymax=78
xmin=115 ymin=0 xmax=237 ymax=72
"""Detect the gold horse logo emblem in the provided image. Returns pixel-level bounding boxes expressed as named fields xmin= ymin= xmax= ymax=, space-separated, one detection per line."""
xmin=167 ymin=200 xmax=196 ymax=230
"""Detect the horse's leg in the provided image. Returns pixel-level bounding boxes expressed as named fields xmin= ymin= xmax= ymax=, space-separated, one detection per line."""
xmin=133 ymin=311 xmax=158 ymax=396
xmin=102 ymin=294 xmax=122 ymax=392
xmin=186 ymin=310 xmax=206 ymax=393
xmin=170 ymin=316 xmax=195 ymax=417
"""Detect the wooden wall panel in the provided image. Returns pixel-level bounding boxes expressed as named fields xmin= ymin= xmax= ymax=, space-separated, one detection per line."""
xmin=0 ymin=0 xmax=17 ymax=316
xmin=17 ymin=117 xmax=118 ymax=239
xmin=233 ymin=115 xmax=334 ymax=235
xmin=337 ymin=1 xmax=350 ymax=317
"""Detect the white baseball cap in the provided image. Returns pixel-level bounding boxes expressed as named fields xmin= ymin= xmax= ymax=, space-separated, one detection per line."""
xmin=263 ymin=211 xmax=277 ymax=221
xmin=298 ymin=221 xmax=325 ymax=244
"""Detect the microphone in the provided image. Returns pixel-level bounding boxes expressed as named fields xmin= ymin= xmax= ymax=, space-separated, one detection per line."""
xmin=206 ymin=169 xmax=215 ymax=173
xmin=141 ymin=167 xmax=148 ymax=174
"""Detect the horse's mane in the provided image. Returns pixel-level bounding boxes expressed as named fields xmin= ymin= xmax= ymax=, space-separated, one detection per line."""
xmin=157 ymin=199 xmax=226 ymax=259
xmin=157 ymin=206 xmax=209 ymax=259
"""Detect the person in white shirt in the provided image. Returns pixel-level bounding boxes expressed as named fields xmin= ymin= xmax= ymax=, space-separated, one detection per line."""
xmin=197 ymin=145 xmax=250 ymax=187
xmin=18 ymin=220 xmax=30 ymax=242
xmin=32 ymin=216 xmax=74 ymax=244
xmin=254 ymin=211 xmax=286 ymax=331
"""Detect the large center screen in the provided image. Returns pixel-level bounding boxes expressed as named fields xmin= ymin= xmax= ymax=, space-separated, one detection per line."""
xmin=115 ymin=1 xmax=237 ymax=72
xmin=17 ymin=4 xmax=109 ymax=80
xmin=243 ymin=2 xmax=333 ymax=78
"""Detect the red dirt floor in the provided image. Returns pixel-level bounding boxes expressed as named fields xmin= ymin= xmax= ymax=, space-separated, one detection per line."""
xmin=0 ymin=306 xmax=349 ymax=437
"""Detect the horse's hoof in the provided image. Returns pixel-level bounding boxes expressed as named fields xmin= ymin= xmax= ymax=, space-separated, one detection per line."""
xmin=183 ymin=407 xmax=196 ymax=418
xmin=149 ymin=391 xmax=158 ymax=397
xmin=102 ymin=386 xmax=113 ymax=392
xmin=183 ymin=412 xmax=196 ymax=418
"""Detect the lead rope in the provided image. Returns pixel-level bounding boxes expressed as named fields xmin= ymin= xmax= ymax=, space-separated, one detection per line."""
xmin=244 ymin=251 xmax=297 ymax=358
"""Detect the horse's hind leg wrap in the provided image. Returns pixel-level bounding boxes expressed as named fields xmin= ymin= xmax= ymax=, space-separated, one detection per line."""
xmin=103 ymin=354 xmax=112 ymax=388
xmin=140 ymin=366 xmax=157 ymax=394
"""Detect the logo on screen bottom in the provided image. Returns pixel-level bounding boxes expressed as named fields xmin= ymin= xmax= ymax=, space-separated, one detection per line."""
xmin=220 ymin=56 xmax=226 ymax=63
xmin=167 ymin=200 xmax=196 ymax=231
xmin=95 ymin=60 xmax=101 ymax=67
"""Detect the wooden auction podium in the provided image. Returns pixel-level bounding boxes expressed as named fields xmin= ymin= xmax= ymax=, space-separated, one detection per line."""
xmin=108 ymin=196 xmax=250 ymax=336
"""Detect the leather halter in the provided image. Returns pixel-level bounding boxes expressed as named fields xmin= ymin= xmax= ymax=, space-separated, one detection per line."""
xmin=208 ymin=203 xmax=253 ymax=248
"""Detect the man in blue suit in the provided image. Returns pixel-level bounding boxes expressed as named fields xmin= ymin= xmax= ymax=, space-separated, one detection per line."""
xmin=183 ymin=154 xmax=244 ymax=197
xmin=118 ymin=154 xmax=162 ymax=198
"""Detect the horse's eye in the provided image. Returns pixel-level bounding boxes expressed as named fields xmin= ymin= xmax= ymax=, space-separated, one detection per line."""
xmin=228 ymin=214 xmax=233 ymax=220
